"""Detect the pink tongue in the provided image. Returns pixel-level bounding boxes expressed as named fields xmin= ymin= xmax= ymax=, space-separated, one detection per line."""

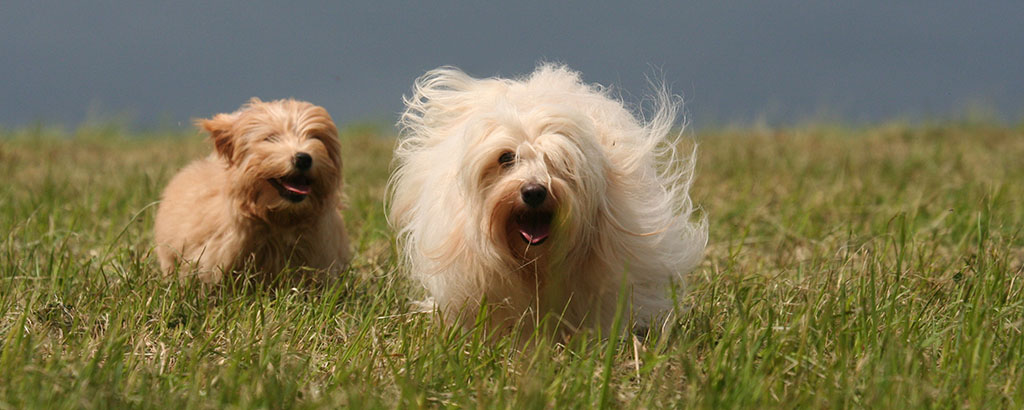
xmin=519 ymin=225 xmax=550 ymax=245
xmin=282 ymin=181 xmax=311 ymax=195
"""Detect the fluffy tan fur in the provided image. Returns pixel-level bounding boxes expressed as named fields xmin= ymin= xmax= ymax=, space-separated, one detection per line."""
xmin=155 ymin=98 xmax=351 ymax=283
xmin=388 ymin=65 xmax=707 ymax=337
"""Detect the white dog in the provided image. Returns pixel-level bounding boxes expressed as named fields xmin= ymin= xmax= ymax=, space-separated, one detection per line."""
xmin=388 ymin=64 xmax=706 ymax=337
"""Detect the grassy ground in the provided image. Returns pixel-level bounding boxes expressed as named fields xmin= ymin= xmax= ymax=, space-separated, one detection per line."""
xmin=1 ymin=121 xmax=1022 ymax=408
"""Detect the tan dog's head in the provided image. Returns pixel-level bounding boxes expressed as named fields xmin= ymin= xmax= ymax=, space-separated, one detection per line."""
xmin=198 ymin=98 xmax=341 ymax=222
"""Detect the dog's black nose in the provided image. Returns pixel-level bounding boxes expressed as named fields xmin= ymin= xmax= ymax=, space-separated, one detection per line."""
xmin=293 ymin=152 xmax=313 ymax=171
xmin=521 ymin=183 xmax=547 ymax=208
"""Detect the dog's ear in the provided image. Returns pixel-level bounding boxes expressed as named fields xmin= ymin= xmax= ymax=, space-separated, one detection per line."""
xmin=308 ymin=106 xmax=342 ymax=168
xmin=196 ymin=113 xmax=238 ymax=163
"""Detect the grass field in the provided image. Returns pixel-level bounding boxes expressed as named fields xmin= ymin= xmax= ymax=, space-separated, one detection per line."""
xmin=1 ymin=121 xmax=1023 ymax=408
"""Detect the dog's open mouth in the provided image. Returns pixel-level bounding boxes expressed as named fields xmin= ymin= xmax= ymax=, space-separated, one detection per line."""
xmin=514 ymin=210 xmax=553 ymax=245
xmin=268 ymin=175 xmax=312 ymax=203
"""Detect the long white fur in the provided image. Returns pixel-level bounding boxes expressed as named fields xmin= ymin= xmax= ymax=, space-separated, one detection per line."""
xmin=388 ymin=64 xmax=706 ymax=335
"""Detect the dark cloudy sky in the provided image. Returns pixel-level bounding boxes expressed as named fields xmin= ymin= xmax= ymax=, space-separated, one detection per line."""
xmin=3 ymin=1 xmax=1023 ymax=129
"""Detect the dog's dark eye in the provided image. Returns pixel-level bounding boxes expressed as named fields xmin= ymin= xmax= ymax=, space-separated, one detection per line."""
xmin=499 ymin=152 xmax=515 ymax=164
xmin=498 ymin=152 xmax=516 ymax=168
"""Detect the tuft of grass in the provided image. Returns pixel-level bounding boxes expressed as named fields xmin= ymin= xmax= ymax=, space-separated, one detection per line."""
xmin=1 ymin=121 xmax=1022 ymax=408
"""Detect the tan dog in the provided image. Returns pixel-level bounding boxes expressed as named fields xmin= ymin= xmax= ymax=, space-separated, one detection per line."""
xmin=389 ymin=65 xmax=706 ymax=337
xmin=155 ymin=98 xmax=351 ymax=283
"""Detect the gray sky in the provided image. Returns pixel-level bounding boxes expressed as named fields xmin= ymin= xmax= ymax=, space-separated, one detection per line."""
xmin=3 ymin=1 xmax=1023 ymax=130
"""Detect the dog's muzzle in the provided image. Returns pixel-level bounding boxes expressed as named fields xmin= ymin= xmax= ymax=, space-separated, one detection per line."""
xmin=514 ymin=210 xmax=553 ymax=245
xmin=268 ymin=174 xmax=312 ymax=203
xmin=515 ymin=183 xmax=553 ymax=245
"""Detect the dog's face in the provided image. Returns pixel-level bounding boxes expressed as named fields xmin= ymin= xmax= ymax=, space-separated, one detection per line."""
xmin=463 ymin=109 xmax=608 ymax=261
xmin=199 ymin=98 xmax=341 ymax=221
